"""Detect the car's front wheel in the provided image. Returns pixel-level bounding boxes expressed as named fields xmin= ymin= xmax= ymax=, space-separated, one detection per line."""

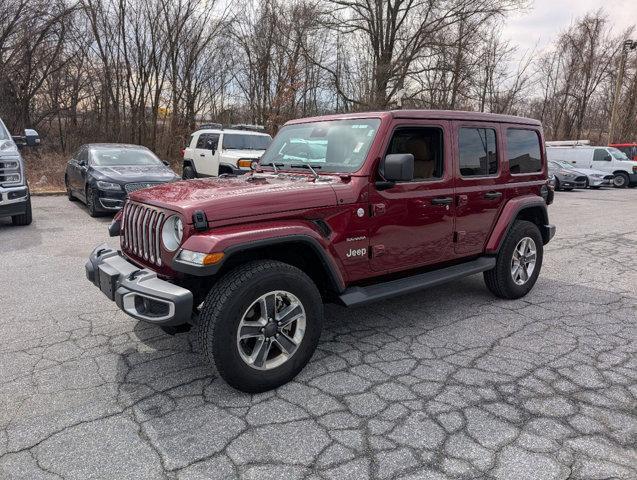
xmin=182 ymin=165 xmax=196 ymax=179
xmin=12 ymin=197 xmax=32 ymax=226
xmin=86 ymin=186 xmax=100 ymax=217
xmin=198 ymin=260 xmax=323 ymax=392
xmin=484 ymin=220 xmax=543 ymax=299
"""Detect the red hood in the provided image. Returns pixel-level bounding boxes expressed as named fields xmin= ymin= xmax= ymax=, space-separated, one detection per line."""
xmin=129 ymin=173 xmax=340 ymax=223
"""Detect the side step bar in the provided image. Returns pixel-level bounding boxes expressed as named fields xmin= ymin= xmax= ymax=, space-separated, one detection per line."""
xmin=337 ymin=256 xmax=496 ymax=307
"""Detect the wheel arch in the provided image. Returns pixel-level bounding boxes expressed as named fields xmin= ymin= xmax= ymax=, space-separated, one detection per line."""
xmin=485 ymin=197 xmax=552 ymax=253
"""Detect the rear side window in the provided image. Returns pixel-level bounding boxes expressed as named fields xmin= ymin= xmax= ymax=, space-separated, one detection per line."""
xmin=458 ymin=127 xmax=498 ymax=177
xmin=223 ymin=134 xmax=271 ymax=150
xmin=506 ymin=129 xmax=542 ymax=174
xmin=196 ymin=133 xmax=219 ymax=151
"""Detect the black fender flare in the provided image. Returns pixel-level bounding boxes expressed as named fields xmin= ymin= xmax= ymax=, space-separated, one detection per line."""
xmin=172 ymin=234 xmax=346 ymax=293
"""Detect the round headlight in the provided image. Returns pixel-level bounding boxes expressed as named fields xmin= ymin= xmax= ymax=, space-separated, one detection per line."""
xmin=162 ymin=215 xmax=183 ymax=251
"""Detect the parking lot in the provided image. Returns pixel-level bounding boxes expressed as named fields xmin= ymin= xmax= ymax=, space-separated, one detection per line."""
xmin=0 ymin=189 xmax=636 ymax=479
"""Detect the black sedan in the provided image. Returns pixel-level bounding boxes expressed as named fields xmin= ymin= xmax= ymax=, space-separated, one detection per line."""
xmin=65 ymin=144 xmax=179 ymax=216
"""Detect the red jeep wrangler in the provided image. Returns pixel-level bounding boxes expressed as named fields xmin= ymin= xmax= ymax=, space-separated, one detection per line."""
xmin=86 ymin=110 xmax=555 ymax=392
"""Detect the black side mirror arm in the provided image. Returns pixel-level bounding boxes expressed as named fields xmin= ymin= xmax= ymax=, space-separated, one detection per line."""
xmin=375 ymin=180 xmax=395 ymax=191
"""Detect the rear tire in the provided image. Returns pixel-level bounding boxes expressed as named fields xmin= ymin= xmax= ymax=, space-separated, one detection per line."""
xmin=183 ymin=165 xmax=196 ymax=179
xmin=484 ymin=220 xmax=543 ymax=300
xmin=613 ymin=172 xmax=629 ymax=188
xmin=198 ymin=260 xmax=323 ymax=393
xmin=11 ymin=197 xmax=32 ymax=226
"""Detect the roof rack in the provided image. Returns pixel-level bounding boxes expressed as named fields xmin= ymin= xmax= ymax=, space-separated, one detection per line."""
xmin=198 ymin=123 xmax=223 ymax=130
xmin=229 ymin=124 xmax=266 ymax=132
xmin=545 ymin=140 xmax=590 ymax=147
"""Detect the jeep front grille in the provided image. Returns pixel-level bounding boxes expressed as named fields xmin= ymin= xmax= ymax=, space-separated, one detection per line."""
xmin=121 ymin=202 xmax=165 ymax=266
xmin=0 ymin=159 xmax=21 ymax=186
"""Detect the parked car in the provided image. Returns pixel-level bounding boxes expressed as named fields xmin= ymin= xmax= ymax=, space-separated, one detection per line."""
xmin=65 ymin=144 xmax=179 ymax=217
xmin=547 ymin=160 xmax=587 ymax=191
xmin=609 ymin=143 xmax=637 ymax=161
xmin=548 ymin=159 xmax=614 ymax=189
xmin=546 ymin=142 xmax=637 ymax=188
xmin=86 ymin=110 xmax=555 ymax=392
xmin=0 ymin=118 xmax=39 ymax=226
xmin=182 ymin=125 xmax=272 ymax=178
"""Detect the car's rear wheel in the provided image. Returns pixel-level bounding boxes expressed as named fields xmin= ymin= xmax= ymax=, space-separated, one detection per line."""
xmin=65 ymin=176 xmax=76 ymax=201
xmin=613 ymin=172 xmax=629 ymax=188
xmin=86 ymin=186 xmax=100 ymax=217
xmin=484 ymin=220 xmax=543 ymax=299
xmin=198 ymin=260 xmax=323 ymax=392
xmin=182 ymin=165 xmax=196 ymax=179
xmin=11 ymin=197 xmax=32 ymax=226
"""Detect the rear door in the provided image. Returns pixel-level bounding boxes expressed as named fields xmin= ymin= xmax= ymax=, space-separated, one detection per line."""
xmin=194 ymin=133 xmax=220 ymax=176
xmin=453 ymin=123 xmax=505 ymax=256
xmin=368 ymin=120 xmax=456 ymax=272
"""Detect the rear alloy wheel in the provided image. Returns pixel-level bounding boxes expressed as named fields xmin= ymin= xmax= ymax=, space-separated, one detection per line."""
xmin=198 ymin=260 xmax=323 ymax=392
xmin=65 ymin=176 xmax=76 ymax=201
xmin=484 ymin=220 xmax=543 ymax=299
xmin=613 ymin=172 xmax=629 ymax=188
xmin=86 ymin=186 xmax=100 ymax=217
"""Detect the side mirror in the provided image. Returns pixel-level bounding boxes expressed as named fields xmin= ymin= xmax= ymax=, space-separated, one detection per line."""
xmin=604 ymin=155 xmax=612 ymax=162
xmin=381 ymin=153 xmax=414 ymax=182
xmin=24 ymin=129 xmax=40 ymax=147
xmin=162 ymin=160 xmax=169 ymax=166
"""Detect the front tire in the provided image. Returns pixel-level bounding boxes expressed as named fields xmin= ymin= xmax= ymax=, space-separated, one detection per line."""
xmin=86 ymin=186 xmax=100 ymax=217
xmin=65 ymin=176 xmax=76 ymax=201
xmin=198 ymin=260 xmax=323 ymax=392
xmin=613 ymin=172 xmax=629 ymax=188
xmin=11 ymin=197 xmax=32 ymax=226
xmin=484 ymin=220 xmax=543 ymax=299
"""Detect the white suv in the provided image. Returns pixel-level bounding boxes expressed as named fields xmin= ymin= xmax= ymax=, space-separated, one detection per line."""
xmin=182 ymin=126 xmax=272 ymax=178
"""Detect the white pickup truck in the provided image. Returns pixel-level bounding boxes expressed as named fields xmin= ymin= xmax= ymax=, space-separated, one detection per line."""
xmin=182 ymin=126 xmax=272 ymax=178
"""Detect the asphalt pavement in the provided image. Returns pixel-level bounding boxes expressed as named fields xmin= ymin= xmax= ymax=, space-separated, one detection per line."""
xmin=0 ymin=189 xmax=635 ymax=479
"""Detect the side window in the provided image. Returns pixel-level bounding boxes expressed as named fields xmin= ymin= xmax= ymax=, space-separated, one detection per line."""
xmin=204 ymin=134 xmax=219 ymax=151
xmin=386 ymin=127 xmax=444 ymax=180
xmin=196 ymin=133 xmax=208 ymax=149
xmin=458 ymin=127 xmax=498 ymax=177
xmin=186 ymin=135 xmax=194 ymax=148
xmin=77 ymin=147 xmax=89 ymax=165
xmin=593 ymin=148 xmax=611 ymax=161
xmin=506 ymin=129 xmax=542 ymax=174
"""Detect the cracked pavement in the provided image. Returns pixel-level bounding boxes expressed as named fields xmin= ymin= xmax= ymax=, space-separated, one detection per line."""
xmin=0 ymin=190 xmax=636 ymax=479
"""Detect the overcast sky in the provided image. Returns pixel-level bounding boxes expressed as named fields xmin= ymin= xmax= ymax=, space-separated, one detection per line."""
xmin=502 ymin=0 xmax=637 ymax=57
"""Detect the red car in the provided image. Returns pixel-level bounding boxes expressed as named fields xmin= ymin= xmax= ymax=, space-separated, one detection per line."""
xmin=86 ymin=110 xmax=555 ymax=392
xmin=609 ymin=143 xmax=637 ymax=161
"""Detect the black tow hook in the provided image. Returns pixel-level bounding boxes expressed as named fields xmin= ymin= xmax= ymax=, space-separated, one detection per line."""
xmin=128 ymin=269 xmax=144 ymax=281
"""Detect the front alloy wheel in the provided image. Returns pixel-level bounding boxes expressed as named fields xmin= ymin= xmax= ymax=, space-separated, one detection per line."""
xmin=510 ymin=237 xmax=537 ymax=285
xmin=237 ymin=291 xmax=306 ymax=370
xmin=198 ymin=260 xmax=323 ymax=392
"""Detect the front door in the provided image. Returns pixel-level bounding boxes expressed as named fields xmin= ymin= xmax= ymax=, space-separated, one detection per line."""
xmin=591 ymin=147 xmax=613 ymax=172
xmin=368 ymin=121 xmax=455 ymax=273
xmin=453 ymin=123 xmax=505 ymax=256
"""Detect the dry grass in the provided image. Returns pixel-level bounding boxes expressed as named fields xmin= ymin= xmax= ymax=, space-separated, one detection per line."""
xmin=23 ymin=151 xmax=68 ymax=193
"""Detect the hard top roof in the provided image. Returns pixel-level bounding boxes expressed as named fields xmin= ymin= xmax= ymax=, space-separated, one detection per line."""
xmin=86 ymin=143 xmax=149 ymax=150
xmin=285 ymin=109 xmax=541 ymax=127
xmin=194 ymin=128 xmax=271 ymax=136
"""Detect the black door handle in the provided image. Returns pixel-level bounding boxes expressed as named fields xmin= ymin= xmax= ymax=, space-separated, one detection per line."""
xmin=484 ymin=191 xmax=502 ymax=200
xmin=431 ymin=197 xmax=453 ymax=205
xmin=200 ymin=153 xmax=206 ymax=157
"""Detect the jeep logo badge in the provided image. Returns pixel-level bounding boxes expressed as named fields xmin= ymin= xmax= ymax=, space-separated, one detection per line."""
xmin=346 ymin=247 xmax=367 ymax=258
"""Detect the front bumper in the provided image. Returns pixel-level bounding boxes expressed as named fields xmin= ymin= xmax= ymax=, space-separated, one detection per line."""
xmin=85 ymin=244 xmax=193 ymax=326
xmin=588 ymin=176 xmax=613 ymax=187
xmin=0 ymin=185 xmax=29 ymax=217
xmin=559 ymin=179 xmax=586 ymax=189
xmin=629 ymin=173 xmax=637 ymax=184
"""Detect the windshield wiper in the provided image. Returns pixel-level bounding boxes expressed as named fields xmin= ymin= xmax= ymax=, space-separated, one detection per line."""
xmin=291 ymin=163 xmax=320 ymax=180
xmin=260 ymin=162 xmax=283 ymax=173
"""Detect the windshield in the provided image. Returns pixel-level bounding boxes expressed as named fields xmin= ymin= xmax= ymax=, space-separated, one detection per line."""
xmin=608 ymin=147 xmax=629 ymax=160
xmin=91 ymin=148 xmax=164 ymax=166
xmin=259 ymin=119 xmax=381 ymax=173
xmin=223 ymin=134 xmax=271 ymax=150
xmin=553 ymin=160 xmax=574 ymax=169
xmin=0 ymin=120 xmax=9 ymax=141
